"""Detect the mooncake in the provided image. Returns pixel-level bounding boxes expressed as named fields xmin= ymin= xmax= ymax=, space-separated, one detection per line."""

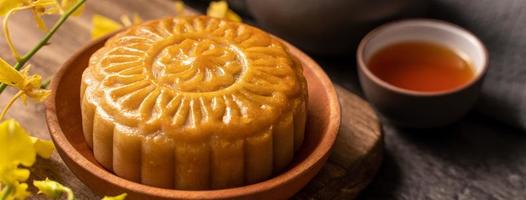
xmin=81 ymin=16 xmax=308 ymax=190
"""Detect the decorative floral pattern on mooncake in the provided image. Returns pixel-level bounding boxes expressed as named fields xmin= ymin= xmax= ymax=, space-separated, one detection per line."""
xmin=81 ymin=16 xmax=307 ymax=190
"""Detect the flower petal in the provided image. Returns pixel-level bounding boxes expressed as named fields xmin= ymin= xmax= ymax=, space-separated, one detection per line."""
xmin=206 ymin=1 xmax=241 ymax=22
xmin=0 ymin=0 xmax=23 ymax=16
xmin=0 ymin=120 xmax=37 ymax=186
xmin=31 ymin=9 xmax=49 ymax=32
xmin=0 ymin=57 xmax=24 ymax=89
xmin=102 ymin=193 xmax=127 ymax=200
xmin=91 ymin=15 xmax=123 ymax=40
xmin=207 ymin=0 xmax=228 ymax=19
xmin=12 ymin=182 xmax=31 ymax=200
xmin=0 ymin=119 xmax=36 ymax=167
xmin=60 ymin=0 xmax=84 ymax=16
xmin=0 ymin=63 xmax=51 ymax=102
xmin=174 ymin=0 xmax=185 ymax=16
xmin=23 ymin=73 xmax=51 ymax=102
xmin=33 ymin=0 xmax=58 ymax=7
xmin=30 ymin=0 xmax=59 ymax=31
xmin=31 ymin=136 xmax=55 ymax=159
xmin=225 ymin=10 xmax=241 ymax=22
xmin=26 ymin=87 xmax=51 ymax=102
xmin=11 ymin=167 xmax=30 ymax=181
xmin=132 ymin=13 xmax=142 ymax=25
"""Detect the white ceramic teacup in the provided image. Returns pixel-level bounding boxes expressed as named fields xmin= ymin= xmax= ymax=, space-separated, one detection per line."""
xmin=357 ymin=19 xmax=488 ymax=128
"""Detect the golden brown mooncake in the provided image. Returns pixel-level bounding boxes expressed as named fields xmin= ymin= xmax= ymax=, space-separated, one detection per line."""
xmin=80 ymin=16 xmax=308 ymax=190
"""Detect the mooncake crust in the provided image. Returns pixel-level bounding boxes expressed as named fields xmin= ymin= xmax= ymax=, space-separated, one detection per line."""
xmin=81 ymin=16 xmax=307 ymax=189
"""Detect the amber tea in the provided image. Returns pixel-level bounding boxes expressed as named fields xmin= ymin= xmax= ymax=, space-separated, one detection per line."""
xmin=367 ymin=41 xmax=475 ymax=92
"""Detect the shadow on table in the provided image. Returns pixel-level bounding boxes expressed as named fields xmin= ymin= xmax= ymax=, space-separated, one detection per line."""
xmin=358 ymin=113 xmax=526 ymax=200
xmin=356 ymin=151 xmax=402 ymax=200
xmin=354 ymin=113 xmax=526 ymax=200
xmin=395 ymin=113 xmax=526 ymax=164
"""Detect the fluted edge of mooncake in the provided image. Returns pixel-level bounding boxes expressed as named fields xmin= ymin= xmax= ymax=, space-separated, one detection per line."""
xmin=80 ymin=16 xmax=308 ymax=189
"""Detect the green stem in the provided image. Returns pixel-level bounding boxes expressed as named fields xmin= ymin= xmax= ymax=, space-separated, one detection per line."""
xmin=0 ymin=0 xmax=86 ymax=94
xmin=40 ymin=78 xmax=51 ymax=89
xmin=0 ymin=185 xmax=13 ymax=200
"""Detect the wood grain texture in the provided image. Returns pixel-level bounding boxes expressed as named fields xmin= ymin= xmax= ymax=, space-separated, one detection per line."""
xmin=292 ymin=86 xmax=383 ymax=200
xmin=0 ymin=0 xmax=382 ymax=199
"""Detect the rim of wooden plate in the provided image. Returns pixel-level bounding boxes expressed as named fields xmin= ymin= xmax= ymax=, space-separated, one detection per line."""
xmin=45 ymin=33 xmax=341 ymax=199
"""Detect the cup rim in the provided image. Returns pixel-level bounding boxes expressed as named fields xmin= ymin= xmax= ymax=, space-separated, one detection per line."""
xmin=357 ymin=19 xmax=489 ymax=97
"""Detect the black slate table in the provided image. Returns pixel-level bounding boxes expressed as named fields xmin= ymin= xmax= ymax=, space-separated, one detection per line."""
xmin=326 ymin=60 xmax=526 ymax=200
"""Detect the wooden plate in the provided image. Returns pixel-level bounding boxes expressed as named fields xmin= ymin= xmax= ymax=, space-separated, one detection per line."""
xmin=45 ymin=35 xmax=341 ymax=199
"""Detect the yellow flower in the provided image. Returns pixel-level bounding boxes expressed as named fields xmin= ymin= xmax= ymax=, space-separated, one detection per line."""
xmin=2 ymin=0 xmax=84 ymax=60
xmin=207 ymin=0 xmax=241 ymax=22
xmin=174 ymin=0 xmax=185 ymax=16
xmin=1 ymin=0 xmax=60 ymax=59
xmin=91 ymin=0 xmax=190 ymax=40
xmin=34 ymin=178 xmax=126 ymax=200
xmin=7 ymin=182 xmax=31 ymax=200
xmin=101 ymin=193 xmax=127 ymax=200
xmin=0 ymin=0 xmax=22 ymax=16
xmin=1 ymin=0 xmax=84 ymax=31
xmin=0 ymin=119 xmax=55 ymax=198
xmin=0 ymin=0 xmax=58 ymax=31
xmin=30 ymin=0 xmax=60 ymax=31
xmin=0 ymin=119 xmax=36 ymax=185
xmin=58 ymin=0 xmax=84 ymax=16
xmin=33 ymin=178 xmax=74 ymax=200
xmin=0 ymin=58 xmax=50 ymax=104
xmin=31 ymin=136 xmax=55 ymax=159
xmin=91 ymin=14 xmax=143 ymax=40
xmin=1 ymin=0 xmax=84 ymax=34
xmin=91 ymin=15 xmax=123 ymax=40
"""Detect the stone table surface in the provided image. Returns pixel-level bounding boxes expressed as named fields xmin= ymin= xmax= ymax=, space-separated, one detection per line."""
xmin=327 ymin=60 xmax=526 ymax=200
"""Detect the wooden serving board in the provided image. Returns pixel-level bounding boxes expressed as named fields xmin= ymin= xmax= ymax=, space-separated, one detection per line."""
xmin=291 ymin=85 xmax=383 ymax=200
xmin=0 ymin=0 xmax=383 ymax=199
